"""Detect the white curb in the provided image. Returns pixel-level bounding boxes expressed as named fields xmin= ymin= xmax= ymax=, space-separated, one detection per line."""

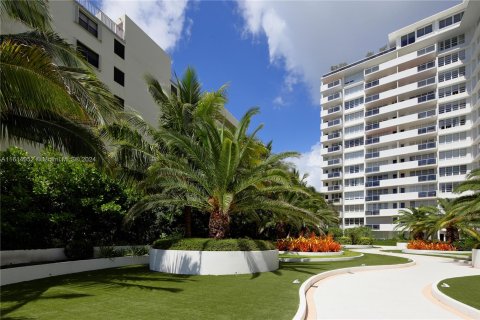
xmin=431 ymin=279 xmax=480 ymax=319
xmin=280 ymin=254 xmax=363 ymax=263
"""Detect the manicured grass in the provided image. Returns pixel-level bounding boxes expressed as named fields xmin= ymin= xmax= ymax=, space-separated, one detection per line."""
xmin=373 ymin=239 xmax=406 ymax=246
xmin=1 ymin=253 xmax=408 ymax=320
xmin=438 ymin=275 xmax=480 ymax=310
xmin=279 ymin=250 xmax=362 ymax=259
xmin=381 ymin=249 xmax=471 ymax=260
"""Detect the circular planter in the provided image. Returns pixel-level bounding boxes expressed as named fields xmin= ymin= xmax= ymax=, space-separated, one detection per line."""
xmin=149 ymin=249 xmax=278 ymax=275
xmin=279 ymin=251 xmax=343 ymax=256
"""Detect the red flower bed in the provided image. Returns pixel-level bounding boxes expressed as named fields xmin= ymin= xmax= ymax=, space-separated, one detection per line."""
xmin=276 ymin=234 xmax=341 ymax=252
xmin=407 ymin=240 xmax=456 ymax=251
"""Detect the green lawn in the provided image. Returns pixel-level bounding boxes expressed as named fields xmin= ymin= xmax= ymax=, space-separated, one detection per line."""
xmin=380 ymin=249 xmax=471 ymax=260
xmin=373 ymin=239 xmax=406 ymax=246
xmin=1 ymin=253 xmax=408 ymax=320
xmin=279 ymin=250 xmax=362 ymax=259
xmin=438 ymin=275 xmax=480 ymax=310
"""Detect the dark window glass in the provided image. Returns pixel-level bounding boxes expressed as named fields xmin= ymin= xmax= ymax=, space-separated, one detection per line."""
xmin=417 ymin=24 xmax=432 ymax=38
xmin=401 ymin=32 xmax=415 ymax=47
xmin=79 ymin=10 xmax=98 ymax=37
xmin=114 ymin=95 xmax=124 ymax=108
xmin=76 ymin=41 xmax=99 ymax=68
xmin=114 ymin=67 xmax=125 ymax=86
xmin=114 ymin=39 xmax=125 ymax=59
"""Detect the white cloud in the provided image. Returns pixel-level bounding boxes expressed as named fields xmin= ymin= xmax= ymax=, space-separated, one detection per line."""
xmin=288 ymin=143 xmax=323 ymax=192
xmin=235 ymin=1 xmax=459 ymax=103
xmin=273 ymin=95 xmax=286 ymax=107
xmin=101 ymin=0 xmax=190 ymax=51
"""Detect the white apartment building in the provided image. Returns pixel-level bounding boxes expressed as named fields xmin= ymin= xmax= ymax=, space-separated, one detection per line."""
xmin=320 ymin=0 xmax=480 ymax=238
xmin=1 ymin=0 xmax=238 ymax=128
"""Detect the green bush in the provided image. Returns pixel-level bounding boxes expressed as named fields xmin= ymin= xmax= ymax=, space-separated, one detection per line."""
xmin=345 ymin=226 xmax=373 ymax=244
xmin=152 ymin=238 xmax=275 ymax=251
xmin=337 ymin=236 xmax=352 ymax=245
xmin=372 ymin=239 xmax=398 ymax=246
xmin=357 ymin=237 xmax=374 ymax=245
xmin=64 ymin=240 xmax=93 ymax=260
xmin=473 ymin=243 xmax=480 ymax=250
xmin=126 ymin=246 xmax=149 ymax=256
xmin=453 ymin=237 xmax=479 ymax=251
xmin=98 ymin=246 xmax=125 ymax=258
xmin=327 ymin=227 xmax=343 ymax=239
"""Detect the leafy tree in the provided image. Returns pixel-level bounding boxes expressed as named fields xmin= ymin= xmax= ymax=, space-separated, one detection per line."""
xmin=395 ymin=206 xmax=438 ymax=240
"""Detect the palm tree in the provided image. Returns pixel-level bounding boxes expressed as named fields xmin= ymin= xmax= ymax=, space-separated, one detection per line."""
xmin=432 ymin=198 xmax=459 ymax=243
xmin=1 ymin=0 xmax=121 ymax=163
xmin=129 ymin=108 xmax=320 ymax=239
xmin=395 ymin=206 xmax=437 ymax=240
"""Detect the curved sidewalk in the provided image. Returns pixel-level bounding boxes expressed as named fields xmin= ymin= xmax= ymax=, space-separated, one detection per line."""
xmin=310 ymin=248 xmax=480 ymax=319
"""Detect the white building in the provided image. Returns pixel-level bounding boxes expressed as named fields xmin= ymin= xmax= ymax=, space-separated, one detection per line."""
xmin=1 ymin=0 xmax=237 ymax=128
xmin=320 ymin=0 xmax=480 ymax=238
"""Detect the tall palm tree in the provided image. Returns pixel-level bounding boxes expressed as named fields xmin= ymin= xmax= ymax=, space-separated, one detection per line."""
xmin=395 ymin=206 xmax=437 ymax=240
xmin=129 ymin=108 xmax=319 ymax=239
xmin=1 ymin=0 xmax=121 ymax=163
xmin=432 ymin=198 xmax=459 ymax=243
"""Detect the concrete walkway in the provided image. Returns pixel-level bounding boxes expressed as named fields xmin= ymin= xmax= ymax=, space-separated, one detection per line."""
xmin=310 ymin=248 xmax=480 ymax=320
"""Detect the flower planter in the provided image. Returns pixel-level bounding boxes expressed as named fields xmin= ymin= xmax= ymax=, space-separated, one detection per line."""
xmin=396 ymin=242 xmax=408 ymax=249
xmin=472 ymin=249 xmax=480 ymax=268
xmin=279 ymin=251 xmax=343 ymax=256
xmin=149 ymin=249 xmax=278 ymax=275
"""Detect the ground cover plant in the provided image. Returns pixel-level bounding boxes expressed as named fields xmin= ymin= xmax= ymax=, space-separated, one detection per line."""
xmin=152 ymin=238 xmax=275 ymax=251
xmin=407 ymin=240 xmax=456 ymax=251
xmin=276 ymin=234 xmax=341 ymax=252
xmin=1 ymin=253 xmax=408 ymax=320
xmin=278 ymin=250 xmax=361 ymax=259
xmin=437 ymin=275 xmax=480 ymax=310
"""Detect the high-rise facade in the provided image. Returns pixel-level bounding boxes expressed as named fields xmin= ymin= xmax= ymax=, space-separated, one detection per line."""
xmin=320 ymin=0 xmax=480 ymax=238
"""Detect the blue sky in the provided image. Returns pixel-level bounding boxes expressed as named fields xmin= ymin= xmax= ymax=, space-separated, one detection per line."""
xmin=101 ymin=0 xmax=461 ymax=188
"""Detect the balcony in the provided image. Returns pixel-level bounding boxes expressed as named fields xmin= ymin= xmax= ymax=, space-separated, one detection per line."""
xmin=327 ymin=119 xmax=342 ymax=128
xmin=365 ymin=123 xmax=380 ymax=131
xmin=321 ymin=79 xmax=342 ymax=93
xmin=418 ymin=158 xmax=436 ymax=166
xmin=327 ymin=185 xmax=343 ymax=192
xmin=326 ymin=158 xmax=342 ymax=166
xmin=365 ymin=151 xmax=379 ymax=159
xmin=365 ymin=210 xmax=380 ymax=216
xmin=365 ymin=108 xmax=380 ymax=117
xmin=321 ymin=105 xmax=342 ymax=118
xmin=418 ymin=142 xmax=436 ymax=150
xmin=418 ymin=174 xmax=436 ymax=182
xmin=321 ymin=92 xmax=342 ymax=106
xmin=418 ymin=191 xmax=437 ymax=198
xmin=328 ymin=172 xmax=342 ymax=179
xmin=75 ymin=0 xmax=125 ymax=39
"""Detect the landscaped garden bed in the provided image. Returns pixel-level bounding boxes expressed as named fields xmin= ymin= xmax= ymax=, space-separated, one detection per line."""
xmin=150 ymin=238 xmax=278 ymax=275
xmin=276 ymin=234 xmax=341 ymax=253
xmin=434 ymin=275 xmax=480 ymax=318
xmin=279 ymin=250 xmax=362 ymax=262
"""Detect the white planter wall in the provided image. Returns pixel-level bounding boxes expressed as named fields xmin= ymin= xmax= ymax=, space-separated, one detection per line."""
xmin=149 ymin=249 xmax=278 ymax=275
xmin=396 ymin=242 xmax=408 ymax=249
xmin=1 ymin=256 xmax=149 ymax=286
xmin=472 ymin=249 xmax=480 ymax=268
xmin=1 ymin=248 xmax=67 ymax=266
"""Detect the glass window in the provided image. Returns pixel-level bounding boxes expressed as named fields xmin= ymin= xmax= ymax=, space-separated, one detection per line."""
xmin=114 ymin=67 xmax=125 ymax=86
xmin=417 ymin=24 xmax=433 ymax=38
xmin=76 ymin=41 xmax=99 ymax=68
xmin=114 ymin=39 xmax=125 ymax=59
xmin=439 ymin=12 xmax=464 ymax=29
xmin=79 ymin=10 xmax=98 ymax=38
xmin=401 ymin=32 xmax=415 ymax=47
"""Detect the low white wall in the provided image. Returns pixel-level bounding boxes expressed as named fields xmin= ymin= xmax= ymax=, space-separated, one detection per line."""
xmin=402 ymin=249 xmax=471 ymax=255
xmin=1 ymin=256 xmax=149 ymax=286
xmin=1 ymin=248 xmax=67 ymax=266
xmin=279 ymin=251 xmax=343 ymax=256
xmin=431 ymin=279 xmax=480 ymax=319
xmin=292 ymin=260 xmax=416 ymax=320
xmin=149 ymin=249 xmax=278 ymax=275
xmin=343 ymin=245 xmax=373 ymax=249
xmin=472 ymin=249 xmax=480 ymax=268
xmin=396 ymin=242 xmax=408 ymax=249
xmin=1 ymin=245 xmax=149 ymax=266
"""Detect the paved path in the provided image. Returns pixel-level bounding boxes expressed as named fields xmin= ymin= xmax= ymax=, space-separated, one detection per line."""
xmin=310 ymin=248 xmax=480 ymax=320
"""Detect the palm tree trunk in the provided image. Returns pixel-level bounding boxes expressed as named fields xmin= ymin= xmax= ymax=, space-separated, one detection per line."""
xmin=208 ymin=210 xmax=230 ymax=239
xmin=184 ymin=206 xmax=192 ymax=237
xmin=275 ymin=222 xmax=287 ymax=239
xmin=445 ymin=226 xmax=459 ymax=243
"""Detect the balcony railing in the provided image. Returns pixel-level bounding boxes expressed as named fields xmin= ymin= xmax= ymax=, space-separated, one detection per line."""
xmin=365 ymin=108 xmax=380 ymax=117
xmin=328 ymin=172 xmax=342 ymax=178
xmin=418 ymin=77 xmax=436 ymax=88
xmin=418 ymin=158 xmax=436 ymax=166
xmin=328 ymin=185 xmax=342 ymax=191
xmin=365 ymin=123 xmax=380 ymax=131
xmin=418 ymin=125 xmax=436 ymax=135
xmin=366 ymin=181 xmax=380 ymax=187
xmin=365 ymin=94 xmax=379 ymax=103
xmin=365 ymin=210 xmax=380 ymax=216
xmin=366 ymin=224 xmax=380 ymax=230
xmin=418 ymin=109 xmax=436 ymax=119
xmin=417 ymin=60 xmax=435 ymax=72
xmin=328 ymin=158 xmax=341 ymax=166
xmin=365 ymin=195 xmax=380 ymax=202
xmin=328 ymin=105 xmax=342 ymax=114
xmin=417 ymin=44 xmax=435 ymax=56
xmin=365 ymin=65 xmax=379 ymax=75
xmin=327 ymin=92 xmax=341 ymax=101
xmin=328 ymin=132 xmax=341 ymax=140
xmin=328 ymin=145 xmax=342 ymax=153
xmin=417 ymin=92 xmax=436 ymax=103
xmin=365 ymin=79 xmax=379 ymax=89
xmin=418 ymin=142 xmax=436 ymax=150
xmin=418 ymin=174 xmax=436 ymax=182
xmin=418 ymin=191 xmax=437 ymax=198
xmin=365 ymin=152 xmax=380 ymax=159
xmin=75 ymin=0 xmax=125 ymax=39
xmin=327 ymin=79 xmax=341 ymax=88
xmin=366 ymin=166 xmax=380 ymax=173
xmin=328 ymin=119 xmax=342 ymax=127
xmin=366 ymin=137 xmax=380 ymax=145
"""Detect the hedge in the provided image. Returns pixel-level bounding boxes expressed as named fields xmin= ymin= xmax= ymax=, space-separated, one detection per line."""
xmin=152 ymin=238 xmax=275 ymax=251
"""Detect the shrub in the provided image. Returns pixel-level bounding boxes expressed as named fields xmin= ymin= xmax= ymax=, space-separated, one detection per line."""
xmin=98 ymin=246 xmax=125 ymax=258
xmin=337 ymin=236 xmax=352 ymax=245
xmin=64 ymin=240 xmax=94 ymax=260
xmin=126 ymin=246 xmax=149 ymax=256
xmin=473 ymin=243 xmax=480 ymax=250
xmin=276 ymin=234 xmax=341 ymax=252
xmin=326 ymin=227 xmax=343 ymax=239
xmin=345 ymin=226 xmax=373 ymax=244
xmin=453 ymin=237 xmax=478 ymax=251
xmin=357 ymin=237 xmax=374 ymax=245
xmin=152 ymin=238 xmax=275 ymax=251
xmin=407 ymin=240 xmax=456 ymax=251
